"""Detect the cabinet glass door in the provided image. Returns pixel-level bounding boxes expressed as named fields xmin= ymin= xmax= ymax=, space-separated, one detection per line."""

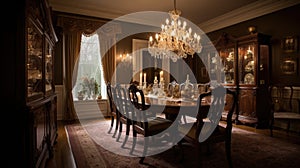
xmin=27 ymin=20 xmax=44 ymax=99
xmin=45 ymin=39 xmax=54 ymax=94
xmin=219 ymin=48 xmax=235 ymax=84
xmin=238 ymin=44 xmax=256 ymax=85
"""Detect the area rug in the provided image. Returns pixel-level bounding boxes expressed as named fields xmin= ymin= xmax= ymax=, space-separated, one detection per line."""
xmin=65 ymin=119 xmax=300 ymax=168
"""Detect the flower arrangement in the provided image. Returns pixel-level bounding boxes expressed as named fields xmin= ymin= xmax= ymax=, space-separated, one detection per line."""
xmin=78 ymin=76 xmax=100 ymax=99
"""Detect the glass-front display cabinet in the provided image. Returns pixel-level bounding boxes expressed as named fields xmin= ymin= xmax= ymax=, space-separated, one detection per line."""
xmin=212 ymin=32 xmax=271 ymax=128
xmin=24 ymin=0 xmax=58 ymax=167
xmin=236 ymin=33 xmax=271 ymax=128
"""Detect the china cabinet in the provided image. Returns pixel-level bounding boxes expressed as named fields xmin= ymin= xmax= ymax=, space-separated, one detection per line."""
xmin=14 ymin=0 xmax=58 ymax=167
xmin=236 ymin=33 xmax=271 ymax=128
xmin=212 ymin=32 xmax=271 ymax=128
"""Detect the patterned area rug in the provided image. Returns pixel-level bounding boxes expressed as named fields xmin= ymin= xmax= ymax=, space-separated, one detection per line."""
xmin=66 ymin=119 xmax=300 ymax=168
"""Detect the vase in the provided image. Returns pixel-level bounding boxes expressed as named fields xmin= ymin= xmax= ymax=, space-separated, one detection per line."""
xmin=78 ymin=95 xmax=84 ymax=100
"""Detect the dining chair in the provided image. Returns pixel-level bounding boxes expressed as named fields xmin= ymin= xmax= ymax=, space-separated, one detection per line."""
xmin=129 ymin=84 xmax=173 ymax=164
xmin=268 ymin=84 xmax=300 ymax=136
xmin=116 ymin=85 xmax=133 ymax=147
xmin=177 ymin=85 xmax=237 ymax=168
xmin=107 ymin=82 xmax=119 ymax=135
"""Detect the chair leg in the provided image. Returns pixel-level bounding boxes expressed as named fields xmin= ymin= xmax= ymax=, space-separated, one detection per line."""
xmin=178 ymin=140 xmax=184 ymax=163
xmin=139 ymin=157 xmax=145 ymax=164
xmin=139 ymin=137 xmax=149 ymax=164
xmin=121 ymin=123 xmax=131 ymax=148
xmin=115 ymin=115 xmax=119 ymax=131
xmin=130 ymin=128 xmax=137 ymax=155
xmin=121 ymin=135 xmax=129 ymax=148
xmin=143 ymin=137 xmax=149 ymax=155
xmin=225 ymin=140 xmax=233 ymax=168
xmin=110 ymin=115 xmax=114 ymax=127
xmin=116 ymin=123 xmax=122 ymax=141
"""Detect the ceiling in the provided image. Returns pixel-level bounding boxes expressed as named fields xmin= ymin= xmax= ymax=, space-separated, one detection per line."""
xmin=49 ymin=0 xmax=300 ymax=33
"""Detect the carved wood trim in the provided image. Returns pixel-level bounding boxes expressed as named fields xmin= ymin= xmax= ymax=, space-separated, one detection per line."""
xmin=55 ymin=12 xmax=108 ymax=35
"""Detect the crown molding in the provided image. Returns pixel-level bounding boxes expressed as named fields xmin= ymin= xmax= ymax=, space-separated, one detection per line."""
xmin=198 ymin=0 xmax=300 ymax=33
xmin=50 ymin=0 xmax=300 ymax=33
xmin=49 ymin=1 xmax=125 ymax=20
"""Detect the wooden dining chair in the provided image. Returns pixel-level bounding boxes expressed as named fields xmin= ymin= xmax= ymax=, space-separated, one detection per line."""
xmin=178 ymin=85 xmax=237 ymax=168
xmin=268 ymin=84 xmax=300 ymax=136
xmin=129 ymin=84 xmax=173 ymax=164
xmin=107 ymin=82 xmax=119 ymax=135
xmin=116 ymin=85 xmax=133 ymax=147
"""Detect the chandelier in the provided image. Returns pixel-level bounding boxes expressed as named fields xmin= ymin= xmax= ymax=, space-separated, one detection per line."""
xmin=148 ymin=0 xmax=202 ymax=62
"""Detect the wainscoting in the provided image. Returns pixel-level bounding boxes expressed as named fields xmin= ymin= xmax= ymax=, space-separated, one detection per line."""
xmin=73 ymin=99 xmax=109 ymax=119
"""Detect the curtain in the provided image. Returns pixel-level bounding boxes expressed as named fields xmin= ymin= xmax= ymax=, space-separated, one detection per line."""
xmin=64 ymin=32 xmax=81 ymax=121
xmin=97 ymin=22 xmax=121 ymax=86
xmin=56 ymin=14 xmax=108 ymax=121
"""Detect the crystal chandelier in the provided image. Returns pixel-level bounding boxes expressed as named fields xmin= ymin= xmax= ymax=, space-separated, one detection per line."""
xmin=148 ymin=0 xmax=202 ymax=62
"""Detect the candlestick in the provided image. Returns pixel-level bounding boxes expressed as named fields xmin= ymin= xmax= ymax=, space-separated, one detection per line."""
xmin=144 ymin=73 xmax=146 ymax=83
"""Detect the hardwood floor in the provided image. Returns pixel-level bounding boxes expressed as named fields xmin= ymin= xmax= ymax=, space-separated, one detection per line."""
xmin=45 ymin=119 xmax=300 ymax=168
xmin=45 ymin=121 xmax=76 ymax=168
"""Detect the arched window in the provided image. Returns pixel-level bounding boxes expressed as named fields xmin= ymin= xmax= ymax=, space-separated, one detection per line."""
xmin=72 ymin=34 xmax=106 ymax=100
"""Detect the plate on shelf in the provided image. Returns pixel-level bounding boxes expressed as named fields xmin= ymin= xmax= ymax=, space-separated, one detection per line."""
xmin=244 ymin=73 xmax=254 ymax=84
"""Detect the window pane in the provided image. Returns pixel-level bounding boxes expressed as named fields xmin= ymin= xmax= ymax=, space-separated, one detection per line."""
xmin=72 ymin=34 xmax=106 ymax=100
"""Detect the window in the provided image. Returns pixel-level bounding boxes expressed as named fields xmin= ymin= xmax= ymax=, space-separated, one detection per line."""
xmin=72 ymin=33 xmax=106 ymax=100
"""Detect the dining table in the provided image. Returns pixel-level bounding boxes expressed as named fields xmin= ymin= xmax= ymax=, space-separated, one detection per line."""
xmin=144 ymin=94 xmax=210 ymax=122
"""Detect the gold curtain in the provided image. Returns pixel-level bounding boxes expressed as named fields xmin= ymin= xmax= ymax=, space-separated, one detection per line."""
xmin=97 ymin=22 xmax=121 ymax=85
xmin=64 ymin=32 xmax=81 ymax=121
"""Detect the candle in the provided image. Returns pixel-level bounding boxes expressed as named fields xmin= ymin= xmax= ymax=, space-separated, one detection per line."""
xmin=154 ymin=76 xmax=157 ymax=81
xmin=140 ymin=72 xmax=142 ymax=85
xmin=144 ymin=73 xmax=146 ymax=83
xmin=160 ymin=71 xmax=163 ymax=80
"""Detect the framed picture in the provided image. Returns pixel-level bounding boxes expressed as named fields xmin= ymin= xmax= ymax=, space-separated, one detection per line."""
xmin=281 ymin=36 xmax=298 ymax=53
xmin=281 ymin=59 xmax=297 ymax=75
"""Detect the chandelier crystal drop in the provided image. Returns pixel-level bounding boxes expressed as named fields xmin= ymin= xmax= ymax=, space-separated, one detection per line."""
xmin=148 ymin=0 xmax=202 ymax=62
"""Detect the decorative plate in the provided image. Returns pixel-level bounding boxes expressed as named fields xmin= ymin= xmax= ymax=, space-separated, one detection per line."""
xmin=244 ymin=73 xmax=254 ymax=84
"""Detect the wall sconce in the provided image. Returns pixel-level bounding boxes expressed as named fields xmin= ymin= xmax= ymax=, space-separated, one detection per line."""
xmin=118 ymin=52 xmax=132 ymax=63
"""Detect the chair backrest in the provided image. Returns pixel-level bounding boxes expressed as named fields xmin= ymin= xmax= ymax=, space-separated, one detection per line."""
xmin=128 ymin=84 xmax=151 ymax=129
xmin=269 ymin=84 xmax=294 ymax=112
xmin=113 ymin=84 xmax=124 ymax=116
xmin=107 ymin=82 xmax=116 ymax=113
xmin=196 ymin=85 xmax=237 ymax=142
xmin=118 ymin=85 xmax=132 ymax=118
